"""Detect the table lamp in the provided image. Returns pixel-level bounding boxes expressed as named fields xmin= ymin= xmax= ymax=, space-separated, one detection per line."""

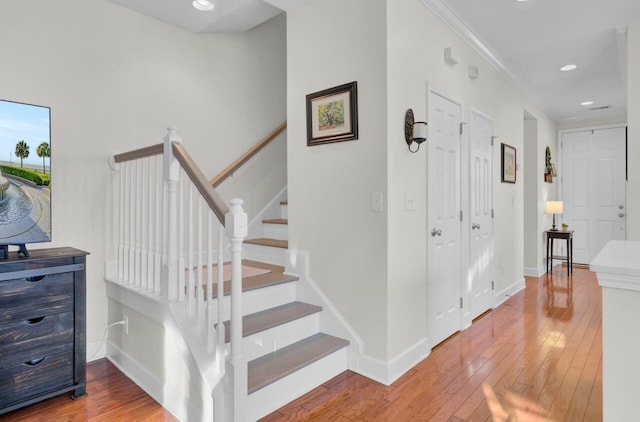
xmin=546 ymin=201 xmax=563 ymax=231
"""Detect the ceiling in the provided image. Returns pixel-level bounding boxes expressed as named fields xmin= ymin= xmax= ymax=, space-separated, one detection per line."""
xmin=108 ymin=0 xmax=640 ymax=123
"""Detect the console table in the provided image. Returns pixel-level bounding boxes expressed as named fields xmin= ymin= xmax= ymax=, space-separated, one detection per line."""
xmin=0 ymin=247 xmax=89 ymax=415
xmin=546 ymin=230 xmax=573 ymax=275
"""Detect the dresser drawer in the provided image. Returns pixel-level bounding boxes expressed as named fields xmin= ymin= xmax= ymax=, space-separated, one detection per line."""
xmin=0 ymin=312 xmax=74 ymax=368
xmin=0 ymin=272 xmax=74 ymax=323
xmin=0 ymin=351 xmax=74 ymax=408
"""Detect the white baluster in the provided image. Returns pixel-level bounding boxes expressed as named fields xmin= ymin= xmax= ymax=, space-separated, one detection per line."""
xmin=217 ymin=221 xmax=224 ymax=349
xmin=206 ymin=212 xmax=214 ymax=353
xmin=154 ymin=155 xmax=162 ymax=294
xmin=188 ymin=184 xmax=195 ymax=316
xmin=178 ymin=175 xmax=185 ymax=302
xmin=197 ymin=198 xmax=204 ymax=326
xmin=118 ymin=162 xmax=125 ymax=280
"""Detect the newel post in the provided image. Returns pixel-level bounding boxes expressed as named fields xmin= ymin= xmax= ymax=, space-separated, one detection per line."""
xmin=225 ymin=198 xmax=248 ymax=363
xmin=162 ymin=125 xmax=181 ymax=301
xmin=225 ymin=198 xmax=247 ymax=420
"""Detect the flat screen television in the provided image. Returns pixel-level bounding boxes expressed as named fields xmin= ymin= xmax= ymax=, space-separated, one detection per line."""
xmin=0 ymin=99 xmax=51 ymax=258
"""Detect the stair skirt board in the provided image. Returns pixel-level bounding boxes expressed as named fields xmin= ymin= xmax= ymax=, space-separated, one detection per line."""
xmin=247 ymin=346 xmax=348 ymax=421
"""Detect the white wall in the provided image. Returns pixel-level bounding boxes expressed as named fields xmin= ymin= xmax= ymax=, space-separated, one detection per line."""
xmin=385 ymin=0 xmax=557 ymax=357
xmin=0 ymin=0 xmax=286 ymax=354
xmin=287 ymin=0 xmax=558 ymax=366
xmin=628 ymin=22 xmax=640 ymax=240
xmin=287 ymin=0 xmax=389 ymax=360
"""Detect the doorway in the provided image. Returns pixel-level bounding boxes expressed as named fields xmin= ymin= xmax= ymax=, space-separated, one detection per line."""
xmin=468 ymin=109 xmax=494 ymax=320
xmin=560 ymin=126 xmax=627 ymax=264
xmin=427 ymin=86 xmax=462 ymax=347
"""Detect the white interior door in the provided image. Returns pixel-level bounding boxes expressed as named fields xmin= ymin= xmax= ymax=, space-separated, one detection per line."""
xmin=469 ymin=110 xmax=493 ymax=320
xmin=427 ymin=88 xmax=461 ymax=347
xmin=561 ymin=126 xmax=626 ymax=264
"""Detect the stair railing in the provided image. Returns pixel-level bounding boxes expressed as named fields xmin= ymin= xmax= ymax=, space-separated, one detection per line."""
xmin=110 ymin=126 xmax=248 ymax=420
xmin=209 ymin=121 xmax=286 ymax=188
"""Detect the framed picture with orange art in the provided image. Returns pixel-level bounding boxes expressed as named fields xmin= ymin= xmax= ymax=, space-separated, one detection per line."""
xmin=501 ymin=143 xmax=516 ymax=183
xmin=306 ymin=81 xmax=358 ymax=146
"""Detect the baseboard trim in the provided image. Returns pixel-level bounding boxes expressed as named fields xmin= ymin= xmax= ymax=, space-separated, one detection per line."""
xmin=524 ymin=266 xmax=545 ymax=278
xmin=493 ymin=277 xmax=526 ymax=308
xmin=353 ymin=338 xmax=430 ymax=386
xmin=87 ymin=339 xmax=106 ymax=362
xmin=107 ymin=341 xmax=201 ymax=422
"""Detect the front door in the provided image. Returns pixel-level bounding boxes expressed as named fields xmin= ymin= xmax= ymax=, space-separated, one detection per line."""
xmin=561 ymin=126 xmax=626 ymax=264
xmin=469 ymin=110 xmax=493 ymax=320
xmin=427 ymin=87 xmax=462 ymax=347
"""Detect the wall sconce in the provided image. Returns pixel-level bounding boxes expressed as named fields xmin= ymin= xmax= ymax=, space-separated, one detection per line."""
xmin=545 ymin=201 xmax=563 ymax=231
xmin=405 ymin=109 xmax=428 ymax=153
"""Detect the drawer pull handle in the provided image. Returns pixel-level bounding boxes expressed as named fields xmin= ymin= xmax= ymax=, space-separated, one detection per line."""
xmin=24 ymin=357 xmax=45 ymax=366
xmin=24 ymin=275 xmax=47 ymax=282
xmin=24 ymin=316 xmax=46 ymax=325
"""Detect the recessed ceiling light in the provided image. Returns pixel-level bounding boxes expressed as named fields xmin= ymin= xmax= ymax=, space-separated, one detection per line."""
xmin=193 ymin=0 xmax=214 ymax=11
xmin=515 ymin=0 xmax=529 ymax=2
xmin=581 ymin=101 xmax=595 ymax=106
xmin=560 ymin=64 xmax=578 ymax=72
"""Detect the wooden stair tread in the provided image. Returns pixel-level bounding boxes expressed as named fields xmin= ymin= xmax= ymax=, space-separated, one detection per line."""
xmin=222 ymin=301 xmax=322 ymax=342
xmin=262 ymin=218 xmax=288 ymax=225
xmin=248 ymin=333 xmax=349 ymax=394
xmin=245 ymin=238 xmax=288 ymax=249
xmin=210 ymin=259 xmax=297 ymax=298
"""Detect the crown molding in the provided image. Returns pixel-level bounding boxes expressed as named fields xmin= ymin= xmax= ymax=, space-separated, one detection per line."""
xmin=419 ymin=0 xmax=550 ymax=117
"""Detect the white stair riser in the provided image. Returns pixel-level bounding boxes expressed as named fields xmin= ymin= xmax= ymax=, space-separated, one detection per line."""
xmin=247 ymin=347 xmax=348 ymax=421
xmin=225 ymin=313 xmax=320 ymax=361
xmin=243 ymin=243 xmax=286 ymax=267
xmin=210 ymin=281 xmax=296 ymax=321
xmin=261 ymin=223 xmax=288 ymax=240
xmin=280 ymin=204 xmax=288 ymax=219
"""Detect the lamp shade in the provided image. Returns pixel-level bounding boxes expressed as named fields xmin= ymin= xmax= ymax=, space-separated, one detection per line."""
xmin=545 ymin=201 xmax=563 ymax=214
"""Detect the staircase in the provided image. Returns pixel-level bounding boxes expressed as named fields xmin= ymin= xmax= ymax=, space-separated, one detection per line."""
xmin=106 ymin=128 xmax=356 ymax=421
xmin=237 ymin=199 xmax=350 ymax=420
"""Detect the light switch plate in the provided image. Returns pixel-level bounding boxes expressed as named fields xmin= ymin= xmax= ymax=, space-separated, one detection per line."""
xmin=405 ymin=192 xmax=415 ymax=211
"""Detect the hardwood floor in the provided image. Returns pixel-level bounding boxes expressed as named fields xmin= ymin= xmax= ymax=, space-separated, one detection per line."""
xmin=262 ymin=266 xmax=602 ymax=421
xmin=0 ymin=359 xmax=177 ymax=421
xmin=0 ymin=267 xmax=601 ymax=421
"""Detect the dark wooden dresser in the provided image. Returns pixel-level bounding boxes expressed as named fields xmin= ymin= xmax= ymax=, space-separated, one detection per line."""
xmin=0 ymin=247 xmax=88 ymax=415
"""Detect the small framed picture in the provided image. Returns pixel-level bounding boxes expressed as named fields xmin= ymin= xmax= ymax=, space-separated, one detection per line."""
xmin=501 ymin=143 xmax=516 ymax=183
xmin=306 ymin=81 xmax=358 ymax=146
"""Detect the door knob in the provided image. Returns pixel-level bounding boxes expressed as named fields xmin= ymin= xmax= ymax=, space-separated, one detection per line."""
xmin=431 ymin=228 xmax=438 ymax=237
xmin=619 ymin=205 xmax=624 ymax=210
xmin=472 ymin=223 xmax=480 ymax=230
xmin=619 ymin=213 xmax=625 ymax=218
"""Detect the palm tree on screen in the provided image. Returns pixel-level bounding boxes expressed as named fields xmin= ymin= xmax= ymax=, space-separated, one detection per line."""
xmin=37 ymin=142 xmax=50 ymax=174
xmin=15 ymin=140 xmax=29 ymax=168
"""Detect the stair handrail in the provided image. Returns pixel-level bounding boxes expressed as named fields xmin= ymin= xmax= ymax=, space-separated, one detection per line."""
xmin=112 ymin=143 xmax=164 ymax=164
xmin=172 ymin=142 xmax=229 ymax=224
xmin=110 ymin=126 xmax=248 ymax=421
xmin=209 ymin=121 xmax=287 ymax=188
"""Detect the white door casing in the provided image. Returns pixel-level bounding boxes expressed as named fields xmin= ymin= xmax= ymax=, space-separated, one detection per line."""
xmin=427 ymin=87 xmax=462 ymax=347
xmin=469 ymin=110 xmax=494 ymax=320
xmin=561 ymin=126 xmax=626 ymax=264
